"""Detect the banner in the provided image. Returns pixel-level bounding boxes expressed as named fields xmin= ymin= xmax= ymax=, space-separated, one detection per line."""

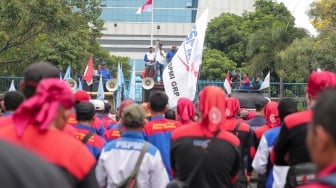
xmin=162 ymin=9 xmax=208 ymax=107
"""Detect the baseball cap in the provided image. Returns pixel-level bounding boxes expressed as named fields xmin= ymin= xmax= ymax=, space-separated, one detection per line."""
xmin=122 ymin=104 xmax=146 ymax=127
xmin=75 ymin=102 xmax=95 ymax=120
xmin=23 ymin=62 xmax=60 ymax=98
xmin=307 ymin=71 xmax=336 ymax=99
xmin=74 ymin=90 xmax=90 ymax=103
xmin=90 ymin=99 xmax=105 ymax=111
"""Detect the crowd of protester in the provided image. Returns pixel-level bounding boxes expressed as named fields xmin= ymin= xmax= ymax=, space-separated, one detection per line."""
xmin=0 ymin=62 xmax=336 ymax=188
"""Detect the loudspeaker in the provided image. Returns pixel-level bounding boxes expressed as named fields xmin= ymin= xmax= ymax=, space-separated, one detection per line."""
xmin=142 ymin=83 xmax=165 ymax=102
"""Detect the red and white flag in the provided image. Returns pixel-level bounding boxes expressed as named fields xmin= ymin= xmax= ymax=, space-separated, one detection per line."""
xmin=136 ymin=0 xmax=152 ymax=14
xmin=223 ymin=71 xmax=232 ymax=95
xmin=83 ymin=56 xmax=93 ymax=86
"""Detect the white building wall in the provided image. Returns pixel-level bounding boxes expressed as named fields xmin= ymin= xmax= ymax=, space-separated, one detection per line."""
xmin=100 ymin=0 xmax=256 ymax=60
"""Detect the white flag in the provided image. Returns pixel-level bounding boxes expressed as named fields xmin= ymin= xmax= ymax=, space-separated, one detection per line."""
xmin=96 ymin=74 xmax=104 ymax=100
xmin=259 ymin=71 xmax=270 ymax=91
xmin=8 ymin=80 xmax=16 ymax=91
xmin=223 ymin=71 xmax=232 ymax=94
xmin=162 ymin=9 xmax=208 ymax=108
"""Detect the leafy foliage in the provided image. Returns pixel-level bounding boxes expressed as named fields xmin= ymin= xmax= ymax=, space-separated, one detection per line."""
xmin=0 ymin=0 xmax=129 ymax=76
xmin=200 ymin=49 xmax=236 ymax=80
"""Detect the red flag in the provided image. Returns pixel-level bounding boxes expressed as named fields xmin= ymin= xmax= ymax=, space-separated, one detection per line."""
xmin=136 ymin=0 xmax=152 ymax=14
xmin=83 ymin=56 xmax=93 ymax=86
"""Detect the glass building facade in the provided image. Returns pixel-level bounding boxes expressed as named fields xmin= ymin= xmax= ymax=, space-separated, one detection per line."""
xmin=100 ymin=0 xmax=198 ymax=23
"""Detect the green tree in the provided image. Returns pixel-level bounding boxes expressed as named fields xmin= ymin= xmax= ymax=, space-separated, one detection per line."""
xmin=200 ymin=49 xmax=236 ymax=80
xmin=0 ymin=0 xmax=129 ymax=76
xmin=206 ymin=13 xmax=247 ymax=67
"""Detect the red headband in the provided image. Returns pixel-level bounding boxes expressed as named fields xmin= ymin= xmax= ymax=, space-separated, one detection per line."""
xmin=13 ymin=78 xmax=74 ymax=136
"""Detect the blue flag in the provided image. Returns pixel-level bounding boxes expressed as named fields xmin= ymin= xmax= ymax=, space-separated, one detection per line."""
xmin=63 ymin=65 xmax=71 ymax=80
xmin=128 ymin=60 xmax=136 ymax=101
xmin=8 ymin=80 xmax=16 ymax=91
xmin=116 ymin=63 xmax=125 ymax=108
xmin=97 ymin=74 xmax=104 ymax=100
xmin=77 ymin=78 xmax=83 ymax=91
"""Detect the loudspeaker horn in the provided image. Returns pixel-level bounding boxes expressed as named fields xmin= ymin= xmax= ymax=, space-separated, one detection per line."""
xmin=142 ymin=77 xmax=154 ymax=90
xmin=106 ymin=78 xmax=118 ymax=92
xmin=66 ymin=78 xmax=77 ymax=91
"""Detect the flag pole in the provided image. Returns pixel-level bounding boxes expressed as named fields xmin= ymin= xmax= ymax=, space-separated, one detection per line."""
xmin=150 ymin=0 xmax=154 ymax=46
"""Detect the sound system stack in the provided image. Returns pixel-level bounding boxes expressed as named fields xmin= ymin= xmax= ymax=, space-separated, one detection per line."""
xmin=142 ymin=82 xmax=165 ymax=102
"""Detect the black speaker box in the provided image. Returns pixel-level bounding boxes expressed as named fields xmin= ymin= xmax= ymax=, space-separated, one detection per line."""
xmin=142 ymin=83 xmax=165 ymax=102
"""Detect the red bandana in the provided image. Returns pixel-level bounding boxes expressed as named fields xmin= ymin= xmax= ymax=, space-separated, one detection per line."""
xmin=177 ymin=97 xmax=196 ymax=124
xmin=198 ymin=86 xmax=227 ymax=133
xmin=13 ymin=78 xmax=74 ymax=136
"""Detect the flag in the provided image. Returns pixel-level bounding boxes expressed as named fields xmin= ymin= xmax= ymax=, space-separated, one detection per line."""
xmin=136 ymin=0 xmax=152 ymax=14
xmin=8 ymin=80 xmax=16 ymax=91
xmin=77 ymin=78 xmax=83 ymax=91
xmin=223 ymin=71 xmax=232 ymax=95
xmin=128 ymin=60 xmax=136 ymax=101
xmin=116 ymin=63 xmax=125 ymax=108
xmin=259 ymin=71 xmax=270 ymax=91
xmin=63 ymin=65 xmax=71 ymax=80
xmin=83 ymin=56 xmax=94 ymax=86
xmin=97 ymin=74 xmax=104 ymax=100
xmin=59 ymin=72 xmax=62 ymax=80
xmin=162 ymin=9 xmax=208 ymax=108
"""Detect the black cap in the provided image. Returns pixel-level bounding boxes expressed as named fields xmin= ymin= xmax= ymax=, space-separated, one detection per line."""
xmin=23 ymin=62 xmax=60 ymax=98
xmin=75 ymin=102 xmax=95 ymax=121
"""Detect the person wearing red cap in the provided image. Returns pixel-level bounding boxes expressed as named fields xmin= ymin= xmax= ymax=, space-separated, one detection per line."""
xmin=222 ymin=97 xmax=255 ymax=187
xmin=272 ymin=71 xmax=336 ymax=187
xmin=176 ymin=97 xmax=197 ymax=125
xmin=104 ymin=99 xmax=134 ymax=141
xmin=300 ymin=88 xmax=336 ymax=187
xmin=170 ymin=86 xmax=241 ymax=187
xmin=0 ymin=76 xmax=98 ymax=187
xmin=67 ymin=90 xmax=91 ymax=126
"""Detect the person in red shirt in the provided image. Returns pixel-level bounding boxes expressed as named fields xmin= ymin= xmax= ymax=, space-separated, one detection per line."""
xmin=176 ymin=97 xmax=196 ymax=125
xmin=272 ymin=71 xmax=336 ymax=187
xmin=67 ymin=90 xmax=91 ymax=126
xmin=0 ymin=62 xmax=98 ymax=188
xmin=74 ymin=102 xmax=106 ymax=160
xmin=102 ymin=102 xmax=117 ymax=130
xmin=170 ymin=86 xmax=241 ymax=188
xmin=254 ymin=101 xmax=280 ymax=147
xmin=143 ymin=91 xmax=181 ymax=180
xmin=104 ymin=99 xmax=134 ymax=141
xmin=299 ymin=88 xmax=336 ymax=188
xmin=223 ymin=97 xmax=255 ymax=186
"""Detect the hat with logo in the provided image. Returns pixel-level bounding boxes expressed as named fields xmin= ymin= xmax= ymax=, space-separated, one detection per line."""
xmin=90 ymin=99 xmax=105 ymax=111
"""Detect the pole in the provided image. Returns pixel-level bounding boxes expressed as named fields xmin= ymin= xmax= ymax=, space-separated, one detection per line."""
xmin=150 ymin=0 xmax=154 ymax=46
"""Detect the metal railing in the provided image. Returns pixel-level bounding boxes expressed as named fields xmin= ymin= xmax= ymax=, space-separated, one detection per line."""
xmin=0 ymin=76 xmax=307 ymax=100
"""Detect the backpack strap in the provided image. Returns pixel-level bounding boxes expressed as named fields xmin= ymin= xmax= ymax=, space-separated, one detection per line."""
xmin=233 ymin=122 xmax=241 ymax=136
xmin=82 ymin=131 xmax=94 ymax=144
xmin=315 ymin=173 xmax=336 ymax=186
xmin=129 ymin=142 xmax=149 ymax=178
